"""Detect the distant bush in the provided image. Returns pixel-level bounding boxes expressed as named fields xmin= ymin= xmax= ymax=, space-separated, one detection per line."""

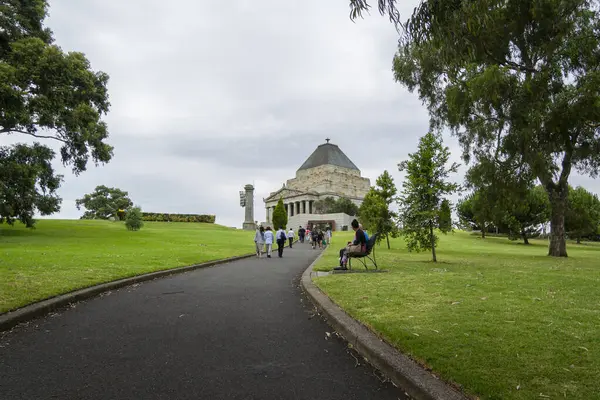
xmin=125 ymin=207 xmax=144 ymax=231
xmin=141 ymin=213 xmax=216 ymax=223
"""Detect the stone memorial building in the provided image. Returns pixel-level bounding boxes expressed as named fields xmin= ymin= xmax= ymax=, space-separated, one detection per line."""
xmin=263 ymin=139 xmax=370 ymax=231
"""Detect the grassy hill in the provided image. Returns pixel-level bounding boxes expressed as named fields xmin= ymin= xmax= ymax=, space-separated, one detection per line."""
xmin=0 ymin=220 xmax=254 ymax=313
xmin=314 ymin=231 xmax=600 ymax=400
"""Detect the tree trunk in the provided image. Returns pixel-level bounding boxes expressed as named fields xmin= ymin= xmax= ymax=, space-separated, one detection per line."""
xmin=522 ymin=229 xmax=529 ymax=245
xmin=547 ymin=183 xmax=568 ymax=257
xmin=386 ymin=234 xmax=390 ymax=249
xmin=481 ymin=223 xmax=486 ymax=239
xmin=576 ymin=237 xmax=581 ymax=244
xmin=430 ymin=221 xmax=437 ymax=262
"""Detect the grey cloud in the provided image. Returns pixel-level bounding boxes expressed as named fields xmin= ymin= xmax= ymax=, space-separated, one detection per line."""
xmin=2 ymin=0 xmax=591 ymax=229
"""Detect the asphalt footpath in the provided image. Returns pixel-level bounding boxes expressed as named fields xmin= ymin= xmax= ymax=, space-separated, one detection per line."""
xmin=0 ymin=242 xmax=407 ymax=400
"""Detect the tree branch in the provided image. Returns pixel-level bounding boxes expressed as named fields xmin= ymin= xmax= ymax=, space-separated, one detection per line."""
xmin=0 ymin=128 xmax=68 ymax=144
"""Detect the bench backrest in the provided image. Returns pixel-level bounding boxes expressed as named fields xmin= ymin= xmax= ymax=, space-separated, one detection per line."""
xmin=365 ymin=233 xmax=378 ymax=253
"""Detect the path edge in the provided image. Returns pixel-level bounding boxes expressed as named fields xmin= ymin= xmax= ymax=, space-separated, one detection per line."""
xmin=300 ymin=253 xmax=470 ymax=400
xmin=0 ymin=253 xmax=254 ymax=332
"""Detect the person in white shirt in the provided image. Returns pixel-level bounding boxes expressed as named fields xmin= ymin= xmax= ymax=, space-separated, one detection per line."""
xmin=263 ymin=227 xmax=275 ymax=258
xmin=276 ymin=227 xmax=287 ymax=258
xmin=254 ymin=226 xmax=265 ymax=258
xmin=287 ymin=228 xmax=295 ymax=248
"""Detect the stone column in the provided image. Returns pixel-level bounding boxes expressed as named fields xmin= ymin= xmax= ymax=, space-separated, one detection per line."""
xmin=242 ymin=184 xmax=256 ymax=231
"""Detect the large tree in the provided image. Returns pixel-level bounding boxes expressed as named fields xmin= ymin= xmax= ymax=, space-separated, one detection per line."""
xmin=565 ymin=186 xmax=600 ymax=243
xmin=1 ymin=1 xmax=112 ymax=226
xmin=398 ymin=132 xmax=459 ymax=262
xmin=359 ymin=170 xmax=399 ymax=248
xmin=75 ymin=186 xmax=133 ymax=220
xmin=393 ymin=0 xmax=600 ymax=257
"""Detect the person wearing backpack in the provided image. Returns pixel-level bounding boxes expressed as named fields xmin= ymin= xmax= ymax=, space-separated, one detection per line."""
xmin=276 ymin=227 xmax=287 ymax=258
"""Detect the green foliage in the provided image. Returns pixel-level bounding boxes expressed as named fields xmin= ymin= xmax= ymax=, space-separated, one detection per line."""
xmin=0 ymin=1 xmax=112 ymax=226
xmin=125 ymin=206 xmax=144 ymax=231
xmin=271 ymin=197 xmax=287 ymax=230
xmin=141 ymin=213 xmax=216 ymax=223
xmin=393 ymin=1 xmax=600 ymax=257
xmin=0 ymin=143 xmax=62 ymax=227
xmin=359 ymin=170 xmax=399 ymax=248
xmin=314 ymin=196 xmax=359 ymax=216
xmin=333 ymin=197 xmax=359 ymax=216
xmin=398 ymin=132 xmax=459 ymax=261
xmin=437 ymin=199 xmax=452 ymax=233
xmin=566 ymin=186 xmax=600 ymax=243
xmin=504 ymin=185 xmax=551 ymax=244
xmin=75 ymin=186 xmax=133 ymax=220
xmin=456 ymin=195 xmax=478 ymax=231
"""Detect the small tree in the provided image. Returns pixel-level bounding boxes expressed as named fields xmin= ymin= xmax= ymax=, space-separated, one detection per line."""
xmin=398 ymin=132 xmax=459 ymax=262
xmin=76 ymin=186 xmax=133 ymax=220
xmin=359 ymin=188 xmax=388 ymax=238
xmin=125 ymin=206 xmax=144 ymax=231
xmin=359 ymin=170 xmax=399 ymax=249
xmin=566 ymin=186 xmax=600 ymax=244
xmin=272 ymin=197 xmax=288 ymax=229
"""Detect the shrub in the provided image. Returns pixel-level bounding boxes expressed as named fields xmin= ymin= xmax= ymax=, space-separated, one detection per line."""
xmin=140 ymin=212 xmax=216 ymax=223
xmin=125 ymin=207 xmax=144 ymax=231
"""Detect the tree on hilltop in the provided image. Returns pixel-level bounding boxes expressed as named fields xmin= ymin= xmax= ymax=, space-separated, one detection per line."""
xmin=0 ymin=0 xmax=112 ymax=228
xmin=76 ymin=186 xmax=133 ymax=220
xmin=398 ymin=132 xmax=459 ymax=262
xmin=393 ymin=1 xmax=600 ymax=256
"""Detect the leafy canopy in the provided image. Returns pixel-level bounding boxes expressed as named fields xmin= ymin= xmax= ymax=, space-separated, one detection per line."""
xmin=566 ymin=186 xmax=600 ymax=242
xmin=398 ymin=132 xmax=459 ymax=261
xmin=0 ymin=0 xmax=112 ymax=227
xmin=313 ymin=196 xmax=359 ymax=216
xmin=75 ymin=186 xmax=133 ymax=220
xmin=394 ymin=0 xmax=600 ymax=257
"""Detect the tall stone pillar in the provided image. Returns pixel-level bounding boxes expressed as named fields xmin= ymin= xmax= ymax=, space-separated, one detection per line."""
xmin=266 ymin=207 xmax=270 ymax=224
xmin=242 ymin=184 xmax=256 ymax=231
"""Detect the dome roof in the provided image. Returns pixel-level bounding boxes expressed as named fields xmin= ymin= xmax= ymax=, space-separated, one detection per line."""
xmin=298 ymin=140 xmax=359 ymax=171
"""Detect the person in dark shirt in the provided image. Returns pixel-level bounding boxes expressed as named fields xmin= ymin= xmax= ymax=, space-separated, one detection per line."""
xmin=335 ymin=219 xmax=366 ymax=270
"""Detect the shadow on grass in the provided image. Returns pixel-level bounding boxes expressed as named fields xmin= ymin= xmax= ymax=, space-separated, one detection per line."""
xmin=0 ymin=228 xmax=35 ymax=237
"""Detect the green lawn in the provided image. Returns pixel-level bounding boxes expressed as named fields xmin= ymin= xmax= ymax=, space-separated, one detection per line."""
xmin=314 ymin=231 xmax=600 ymax=400
xmin=0 ymin=220 xmax=254 ymax=313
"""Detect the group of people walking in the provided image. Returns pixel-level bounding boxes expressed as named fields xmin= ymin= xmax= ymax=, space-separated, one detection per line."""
xmin=253 ymin=225 xmax=332 ymax=258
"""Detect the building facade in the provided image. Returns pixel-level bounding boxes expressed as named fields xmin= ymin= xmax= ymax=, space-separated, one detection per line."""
xmin=263 ymin=140 xmax=370 ymax=231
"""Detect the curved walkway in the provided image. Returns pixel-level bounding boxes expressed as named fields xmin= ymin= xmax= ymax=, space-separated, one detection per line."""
xmin=0 ymin=243 xmax=406 ymax=400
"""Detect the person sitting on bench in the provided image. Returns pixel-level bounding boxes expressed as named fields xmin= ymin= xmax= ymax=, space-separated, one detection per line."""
xmin=335 ymin=219 xmax=366 ymax=271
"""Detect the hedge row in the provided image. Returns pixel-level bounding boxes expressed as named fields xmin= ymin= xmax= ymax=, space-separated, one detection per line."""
xmin=141 ymin=213 xmax=216 ymax=223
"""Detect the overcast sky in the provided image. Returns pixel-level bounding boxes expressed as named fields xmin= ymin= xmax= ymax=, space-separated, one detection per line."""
xmin=3 ymin=1 xmax=598 ymax=228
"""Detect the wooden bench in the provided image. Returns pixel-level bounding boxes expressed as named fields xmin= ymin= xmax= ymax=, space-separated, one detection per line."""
xmin=348 ymin=233 xmax=379 ymax=270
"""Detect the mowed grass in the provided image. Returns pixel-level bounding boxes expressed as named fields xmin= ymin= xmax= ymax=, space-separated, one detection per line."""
xmin=0 ymin=220 xmax=254 ymax=313
xmin=314 ymin=232 xmax=600 ymax=400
